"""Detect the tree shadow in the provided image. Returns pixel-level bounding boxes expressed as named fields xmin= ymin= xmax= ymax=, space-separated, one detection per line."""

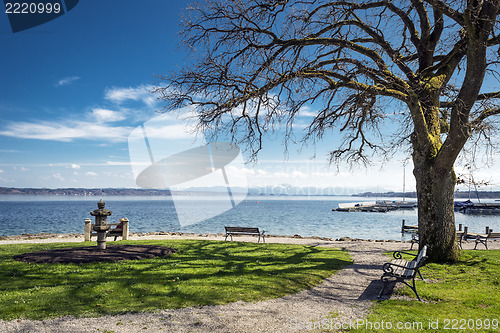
xmin=0 ymin=240 xmax=352 ymax=319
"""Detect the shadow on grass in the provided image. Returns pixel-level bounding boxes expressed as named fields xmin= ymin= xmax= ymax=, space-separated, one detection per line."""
xmin=0 ymin=240 xmax=352 ymax=320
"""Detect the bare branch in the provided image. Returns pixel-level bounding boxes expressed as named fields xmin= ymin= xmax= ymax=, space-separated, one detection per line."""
xmin=157 ymin=0 xmax=499 ymax=168
xmin=422 ymin=0 xmax=465 ymax=26
xmin=471 ymin=107 xmax=500 ymax=128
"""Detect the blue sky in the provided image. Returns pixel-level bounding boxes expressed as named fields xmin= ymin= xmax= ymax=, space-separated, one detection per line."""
xmin=0 ymin=1 xmax=498 ymax=193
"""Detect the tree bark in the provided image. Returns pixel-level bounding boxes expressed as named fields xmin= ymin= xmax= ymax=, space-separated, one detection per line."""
xmin=413 ymin=149 xmax=460 ymax=263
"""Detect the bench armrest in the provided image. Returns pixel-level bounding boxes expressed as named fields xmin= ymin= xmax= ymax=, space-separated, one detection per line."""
xmin=392 ymin=250 xmax=418 ymax=260
xmin=382 ymin=262 xmax=418 ymax=274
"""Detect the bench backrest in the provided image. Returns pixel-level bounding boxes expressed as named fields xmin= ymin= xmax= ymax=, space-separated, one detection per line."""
xmin=108 ymin=221 xmax=123 ymax=234
xmin=488 ymin=232 xmax=500 ymax=239
xmin=415 ymin=245 xmax=427 ymax=266
xmin=225 ymin=227 xmax=260 ymax=233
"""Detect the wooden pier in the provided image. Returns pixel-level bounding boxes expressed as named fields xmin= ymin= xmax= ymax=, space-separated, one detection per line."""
xmin=401 ymin=219 xmax=418 ymax=233
xmin=334 ymin=201 xmax=416 ymax=213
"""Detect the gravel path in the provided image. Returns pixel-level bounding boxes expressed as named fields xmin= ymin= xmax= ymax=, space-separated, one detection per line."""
xmin=0 ymin=234 xmax=495 ymax=333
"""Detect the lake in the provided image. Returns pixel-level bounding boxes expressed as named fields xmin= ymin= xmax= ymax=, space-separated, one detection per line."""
xmin=0 ymin=195 xmax=498 ymax=241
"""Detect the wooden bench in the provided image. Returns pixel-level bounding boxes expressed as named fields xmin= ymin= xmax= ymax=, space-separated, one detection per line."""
xmin=458 ymin=226 xmax=479 ymax=248
xmin=84 ymin=218 xmax=129 ymax=241
xmin=475 ymin=230 xmax=500 ymax=250
xmin=409 ymin=234 xmax=419 ymax=250
xmin=458 ymin=226 xmax=500 ymax=249
xmin=410 ymin=224 xmax=465 ymax=250
xmin=224 ymin=227 xmax=265 ymax=243
xmin=378 ymin=245 xmax=427 ymax=301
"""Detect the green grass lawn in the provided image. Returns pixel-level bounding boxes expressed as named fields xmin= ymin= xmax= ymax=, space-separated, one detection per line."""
xmin=0 ymin=239 xmax=351 ymax=320
xmin=345 ymin=250 xmax=500 ymax=333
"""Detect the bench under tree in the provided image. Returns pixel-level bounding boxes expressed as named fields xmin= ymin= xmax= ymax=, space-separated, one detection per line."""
xmin=378 ymin=245 xmax=427 ymax=301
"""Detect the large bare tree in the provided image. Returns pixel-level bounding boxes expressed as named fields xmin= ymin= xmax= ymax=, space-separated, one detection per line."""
xmin=155 ymin=0 xmax=500 ymax=262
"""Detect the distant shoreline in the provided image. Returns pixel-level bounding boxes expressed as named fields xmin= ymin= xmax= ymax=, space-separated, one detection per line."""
xmin=354 ymin=191 xmax=500 ymax=199
xmin=1 ymin=186 xmax=500 ymax=199
xmin=0 ymin=187 xmax=172 ymax=196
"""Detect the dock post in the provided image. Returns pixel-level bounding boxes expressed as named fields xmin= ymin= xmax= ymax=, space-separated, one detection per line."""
xmin=458 ymin=224 xmax=462 ymax=231
xmin=401 ymin=219 xmax=405 ymax=233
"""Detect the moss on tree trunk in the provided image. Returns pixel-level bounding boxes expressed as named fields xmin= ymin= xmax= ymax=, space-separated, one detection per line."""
xmin=413 ymin=145 xmax=460 ymax=263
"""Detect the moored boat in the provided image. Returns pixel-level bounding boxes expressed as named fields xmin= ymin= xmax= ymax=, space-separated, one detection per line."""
xmin=459 ymin=202 xmax=500 ymax=215
xmin=333 ymin=200 xmax=416 ymax=212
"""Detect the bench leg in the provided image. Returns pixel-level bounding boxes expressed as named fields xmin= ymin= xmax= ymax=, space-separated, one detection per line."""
xmin=410 ymin=278 xmax=422 ymax=302
xmin=417 ymin=268 xmax=424 ymax=281
xmin=377 ymin=276 xmax=389 ymax=299
xmin=475 ymin=239 xmax=488 ymax=250
xmin=378 ymin=276 xmax=423 ymax=302
xmin=398 ymin=277 xmax=422 ymax=301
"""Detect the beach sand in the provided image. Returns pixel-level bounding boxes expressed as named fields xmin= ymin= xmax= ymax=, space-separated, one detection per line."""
xmin=0 ymin=233 xmax=497 ymax=333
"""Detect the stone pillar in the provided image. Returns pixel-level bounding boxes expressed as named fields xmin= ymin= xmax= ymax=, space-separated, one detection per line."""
xmin=121 ymin=218 xmax=129 ymax=240
xmin=96 ymin=231 xmax=107 ymax=250
xmin=84 ymin=218 xmax=92 ymax=241
xmin=90 ymin=199 xmax=111 ymax=250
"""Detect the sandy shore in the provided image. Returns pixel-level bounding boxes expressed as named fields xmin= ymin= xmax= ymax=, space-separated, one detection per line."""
xmin=0 ymin=233 xmax=497 ymax=333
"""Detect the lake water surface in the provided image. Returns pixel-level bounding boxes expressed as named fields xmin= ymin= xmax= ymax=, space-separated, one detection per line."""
xmin=1 ymin=195 xmax=498 ymax=241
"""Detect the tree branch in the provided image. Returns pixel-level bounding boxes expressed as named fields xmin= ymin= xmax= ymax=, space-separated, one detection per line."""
xmin=422 ymin=0 xmax=465 ymax=26
xmin=471 ymin=107 xmax=500 ymax=128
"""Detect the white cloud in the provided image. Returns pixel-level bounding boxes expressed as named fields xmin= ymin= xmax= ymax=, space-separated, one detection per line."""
xmin=143 ymin=124 xmax=197 ymax=140
xmin=0 ymin=169 xmax=3 ymax=173
xmin=0 ymin=120 xmax=132 ymax=142
xmin=86 ymin=171 xmax=98 ymax=176
xmin=52 ymin=173 xmax=64 ymax=181
xmin=297 ymin=106 xmax=318 ymax=117
xmin=0 ymin=85 xmax=193 ymax=143
xmin=56 ymin=76 xmax=81 ymax=87
xmin=91 ymin=108 xmax=126 ymax=122
xmin=105 ymin=85 xmax=156 ymax=106
xmin=13 ymin=166 xmax=29 ymax=172
xmin=106 ymin=161 xmax=132 ymax=166
xmin=71 ymin=164 xmax=81 ymax=169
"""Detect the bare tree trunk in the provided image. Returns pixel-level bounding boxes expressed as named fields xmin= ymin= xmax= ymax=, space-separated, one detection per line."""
xmin=413 ymin=157 xmax=460 ymax=262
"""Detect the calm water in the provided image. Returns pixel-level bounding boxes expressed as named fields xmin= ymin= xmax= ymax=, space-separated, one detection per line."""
xmin=0 ymin=195 xmax=499 ymax=241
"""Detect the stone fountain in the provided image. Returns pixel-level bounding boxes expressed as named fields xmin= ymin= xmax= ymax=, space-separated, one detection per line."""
xmin=90 ymin=199 xmax=112 ymax=250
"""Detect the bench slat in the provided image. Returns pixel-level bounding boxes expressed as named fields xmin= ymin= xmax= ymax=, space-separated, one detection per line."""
xmin=225 ymin=227 xmax=260 ymax=233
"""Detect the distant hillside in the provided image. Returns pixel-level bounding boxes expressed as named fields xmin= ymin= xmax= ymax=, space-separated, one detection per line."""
xmin=354 ymin=191 xmax=500 ymax=199
xmin=0 ymin=187 xmax=172 ymax=196
xmin=3 ymin=186 xmax=499 ymax=199
xmin=0 ymin=185 xmax=352 ymax=197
